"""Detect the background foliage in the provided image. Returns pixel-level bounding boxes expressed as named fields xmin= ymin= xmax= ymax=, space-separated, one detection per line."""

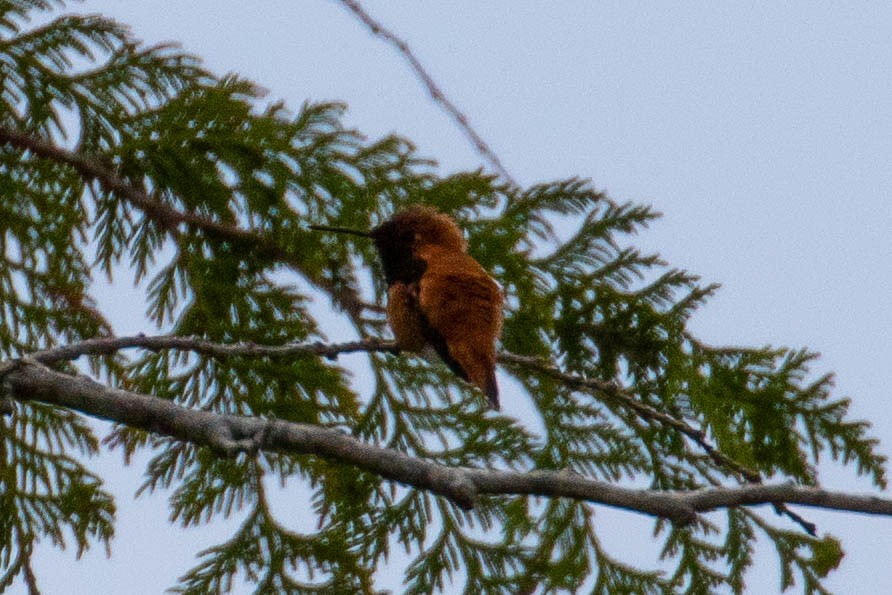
xmin=0 ymin=2 xmax=886 ymax=592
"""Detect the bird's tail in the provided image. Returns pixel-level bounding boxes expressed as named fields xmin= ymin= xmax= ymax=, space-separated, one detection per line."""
xmin=433 ymin=339 xmax=500 ymax=411
xmin=485 ymin=369 xmax=499 ymax=411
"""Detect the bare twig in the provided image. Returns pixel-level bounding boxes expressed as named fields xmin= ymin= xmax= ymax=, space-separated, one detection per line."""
xmin=6 ymin=358 xmax=892 ymax=523
xmin=336 ymin=0 xmax=517 ymax=186
xmin=30 ymin=334 xmax=399 ymax=364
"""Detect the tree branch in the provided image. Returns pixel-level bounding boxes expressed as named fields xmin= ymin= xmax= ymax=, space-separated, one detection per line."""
xmin=336 ymin=0 xmax=517 ymax=186
xmin=28 ymin=334 xmax=764 ymax=483
xmin=0 ymin=126 xmax=366 ymax=318
xmin=0 ymin=129 xmax=775 ymax=503
xmin=16 ymin=334 xmax=841 ymax=534
xmin=6 ymin=359 xmax=892 ymax=524
xmin=498 ymin=351 xmax=761 ymax=482
xmin=29 ymin=334 xmax=399 ymax=364
xmin=498 ymin=351 xmax=826 ymax=534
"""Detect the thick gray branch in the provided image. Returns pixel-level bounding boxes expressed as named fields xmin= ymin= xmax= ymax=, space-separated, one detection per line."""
xmin=6 ymin=360 xmax=892 ymax=524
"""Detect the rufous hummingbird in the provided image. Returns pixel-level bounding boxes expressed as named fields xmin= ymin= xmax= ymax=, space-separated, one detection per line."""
xmin=309 ymin=206 xmax=504 ymax=409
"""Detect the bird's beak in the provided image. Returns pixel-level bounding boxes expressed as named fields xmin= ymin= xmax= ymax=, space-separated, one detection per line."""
xmin=307 ymin=224 xmax=372 ymax=238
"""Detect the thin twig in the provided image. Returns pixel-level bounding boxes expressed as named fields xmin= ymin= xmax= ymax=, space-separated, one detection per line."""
xmin=336 ymin=0 xmax=518 ymax=186
xmin=30 ymin=334 xmax=398 ymax=364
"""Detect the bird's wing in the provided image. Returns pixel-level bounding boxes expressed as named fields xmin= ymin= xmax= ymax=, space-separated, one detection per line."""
xmin=416 ymin=248 xmax=503 ymax=408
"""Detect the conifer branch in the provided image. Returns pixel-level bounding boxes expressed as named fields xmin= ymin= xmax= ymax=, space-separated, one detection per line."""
xmin=336 ymin=0 xmax=517 ymax=186
xmin=29 ymin=335 xmax=793 ymax=486
xmin=498 ymin=351 xmax=821 ymax=533
xmin=6 ymin=358 xmax=892 ymax=524
xmin=0 ymin=126 xmax=366 ymax=318
xmin=16 ymin=335 xmax=865 ymax=535
xmin=29 ymin=334 xmax=766 ymax=486
xmin=497 ymin=352 xmax=761 ymax=482
xmin=2 ymin=8 xmax=881 ymax=588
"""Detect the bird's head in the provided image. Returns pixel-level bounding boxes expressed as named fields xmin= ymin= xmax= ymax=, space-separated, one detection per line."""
xmin=370 ymin=206 xmax=466 ymax=253
xmin=308 ymin=206 xmax=466 ymax=285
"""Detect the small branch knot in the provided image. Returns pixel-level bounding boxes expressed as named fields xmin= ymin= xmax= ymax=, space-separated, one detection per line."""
xmin=672 ymin=504 xmax=699 ymax=527
xmin=445 ymin=472 xmax=478 ymax=510
xmin=208 ymin=418 xmax=274 ymax=458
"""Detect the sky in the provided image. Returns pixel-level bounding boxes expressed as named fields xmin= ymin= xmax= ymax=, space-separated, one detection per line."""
xmin=20 ymin=1 xmax=892 ymax=593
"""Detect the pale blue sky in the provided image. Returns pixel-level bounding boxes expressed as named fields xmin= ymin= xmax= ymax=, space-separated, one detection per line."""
xmin=25 ymin=2 xmax=892 ymax=593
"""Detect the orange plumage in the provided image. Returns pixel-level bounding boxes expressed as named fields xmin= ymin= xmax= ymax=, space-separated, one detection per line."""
xmin=373 ymin=207 xmax=504 ymax=409
xmin=309 ymin=206 xmax=504 ymax=409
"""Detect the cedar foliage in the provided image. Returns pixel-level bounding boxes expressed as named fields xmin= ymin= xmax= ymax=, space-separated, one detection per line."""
xmin=0 ymin=2 xmax=885 ymax=593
